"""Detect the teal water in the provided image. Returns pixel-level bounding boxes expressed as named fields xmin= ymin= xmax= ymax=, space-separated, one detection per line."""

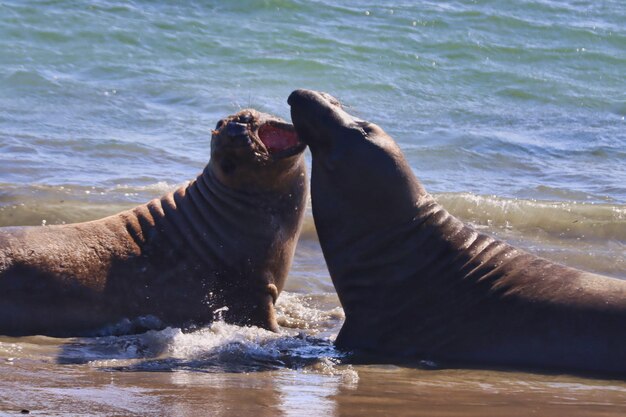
xmin=1 ymin=1 xmax=626 ymax=416
xmin=1 ymin=0 xmax=624 ymax=201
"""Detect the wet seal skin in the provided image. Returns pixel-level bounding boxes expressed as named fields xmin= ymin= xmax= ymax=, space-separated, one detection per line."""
xmin=0 ymin=109 xmax=308 ymax=337
xmin=289 ymin=89 xmax=626 ymax=376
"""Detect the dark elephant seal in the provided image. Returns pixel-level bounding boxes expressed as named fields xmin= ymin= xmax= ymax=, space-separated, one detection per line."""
xmin=288 ymin=89 xmax=626 ymax=376
xmin=0 ymin=109 xmax=307 ymax=337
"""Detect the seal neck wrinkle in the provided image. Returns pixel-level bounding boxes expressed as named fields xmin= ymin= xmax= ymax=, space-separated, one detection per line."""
xmin=333 ymin=197 xmax=535 ymax=353
xmin=123 ymin=171 xmax=289 ymax=275
xmin=118 ymin=168 xmax=302 ymax=329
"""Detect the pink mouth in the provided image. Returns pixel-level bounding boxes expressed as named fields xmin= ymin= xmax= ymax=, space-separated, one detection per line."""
xmin=258 ymin=124 xmax=301 ymax=154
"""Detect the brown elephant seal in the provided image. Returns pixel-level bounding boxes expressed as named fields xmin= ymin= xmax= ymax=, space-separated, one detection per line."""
xmin=0 ymin=109 xmax=308 ymax=337
xmin=288 ymin=89 xmax=626 ymax=376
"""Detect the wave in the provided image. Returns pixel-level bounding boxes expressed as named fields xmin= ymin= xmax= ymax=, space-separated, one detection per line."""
xmin=435 ymin=192 xmax=626 ymax=242
xmin=1 ymin=69 xmax=63 ymax=90
xmin=2 ymin=186 xmax=624 ymax=244
xmin=298 ymin=193 xmax=626 ymax=243
xmin=0 ymin=182 xmax=181 ymax=226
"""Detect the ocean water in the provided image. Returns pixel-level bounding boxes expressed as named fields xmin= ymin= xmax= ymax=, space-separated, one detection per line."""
xmin=1 ymin=0 xmax=625 ymax=415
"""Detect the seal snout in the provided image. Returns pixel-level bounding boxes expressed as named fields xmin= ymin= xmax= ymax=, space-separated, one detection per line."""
xmin=287 ymin=89 xmax=314 ymax=107
xmin=289 ymin=89 xmax=359 ymax=149
xmin=226 ymin=121 xmax=248 ymax=137
xmin=288 ymin=89 xmax=341 ymax=109
xmin=215 ymin=121 xmax=252 ymax=148
xmin=213 ymin=111 xmax=257 ymax=149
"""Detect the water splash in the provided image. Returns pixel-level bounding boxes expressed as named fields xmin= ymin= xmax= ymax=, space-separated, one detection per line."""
xmin=52 ymin=292 xmax=349 ymax=376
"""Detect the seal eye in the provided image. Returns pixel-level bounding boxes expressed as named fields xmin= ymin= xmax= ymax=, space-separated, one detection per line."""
xmin=215 ymin=119 xmax=226 ymax=130
xmin=220 ymin=158 xmax=236 ymax=175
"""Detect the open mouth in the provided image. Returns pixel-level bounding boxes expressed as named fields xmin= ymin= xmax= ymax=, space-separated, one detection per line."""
xmin=257 ymin=121 xmax=304 ymax=158
xmin=214 ymin=110 xmax=306 ymax=160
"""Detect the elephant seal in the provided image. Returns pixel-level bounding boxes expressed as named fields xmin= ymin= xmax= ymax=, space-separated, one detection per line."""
xmin=288 ymin=89 xmax=626 ymax=375
xmin=0 ymin=109 xmax=307 ymax=337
